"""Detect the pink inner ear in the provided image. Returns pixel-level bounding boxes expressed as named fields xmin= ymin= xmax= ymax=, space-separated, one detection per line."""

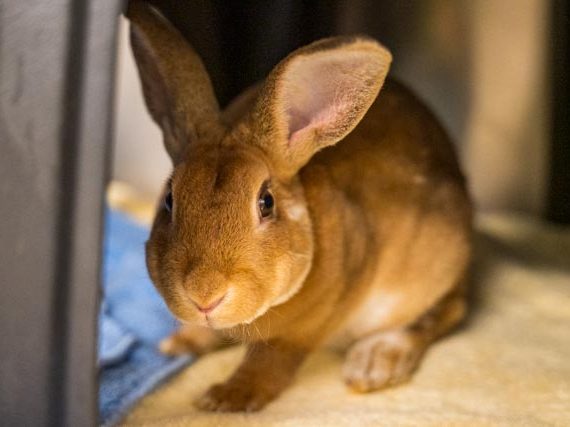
xmin=287 ymin=100 xmax=352 ymax=147
xmin=283 ymin=52 xmax=372 ymax=146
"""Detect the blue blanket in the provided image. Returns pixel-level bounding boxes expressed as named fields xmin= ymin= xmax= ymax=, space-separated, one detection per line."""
xmin=99 ymin=210 xmax=193 ymax=426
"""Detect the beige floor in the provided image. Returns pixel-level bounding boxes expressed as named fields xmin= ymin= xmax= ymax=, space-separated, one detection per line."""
xmin=116 ymin=211 xmax=570 ymax=426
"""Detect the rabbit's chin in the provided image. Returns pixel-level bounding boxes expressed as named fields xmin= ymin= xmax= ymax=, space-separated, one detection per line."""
xmin=173 ymin=312 xmax=244 ymax=331
xmin=169 ymin=300 xmax=271 ymax=330
xmin=175 ymin=301 xmax=277 ymax=330
xmin=173 ymin=278 xmax=307 ymax=331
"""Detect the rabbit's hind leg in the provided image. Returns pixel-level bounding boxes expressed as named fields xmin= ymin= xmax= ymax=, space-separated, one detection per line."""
xmin=342 ymin=285 xmax=466 ymax=393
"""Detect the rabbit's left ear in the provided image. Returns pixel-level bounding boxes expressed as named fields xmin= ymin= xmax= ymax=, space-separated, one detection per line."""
xmin=249 ymin=37 xmax=392 ymax=178
xmin=127 ymin=1 xmax=221 ymax=163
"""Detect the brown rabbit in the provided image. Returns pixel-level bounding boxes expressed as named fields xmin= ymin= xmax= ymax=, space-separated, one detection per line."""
xmin=127 ymin=1 xmax=472 ymax=412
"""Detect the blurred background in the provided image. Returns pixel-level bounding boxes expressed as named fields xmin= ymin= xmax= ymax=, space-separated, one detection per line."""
xmin=114 ymin=0 xmax=557 ymax=217
xmin=1 ymin=1 xmax=568 ymax=425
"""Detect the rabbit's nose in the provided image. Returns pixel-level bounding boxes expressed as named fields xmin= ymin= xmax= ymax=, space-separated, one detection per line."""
xmin=191 ymin=294 xmax=226 ymax=314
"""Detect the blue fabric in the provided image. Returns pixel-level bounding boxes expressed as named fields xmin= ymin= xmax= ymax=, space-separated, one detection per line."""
xmin=99 ymin=210 xmax=193 ymax=426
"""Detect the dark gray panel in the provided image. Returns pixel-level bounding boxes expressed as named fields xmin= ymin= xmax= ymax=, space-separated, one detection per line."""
xmin=0 ymin=1 xmax=71 ymax=423
xmin=0 ymin=0 xmax=122 ymax=425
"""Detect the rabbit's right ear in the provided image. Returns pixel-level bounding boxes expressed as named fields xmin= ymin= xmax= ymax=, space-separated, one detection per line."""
xmin=248 ymin=37 xmax=391 ymax=178
xmin=127 ymin=1 xmax=221 ymax=163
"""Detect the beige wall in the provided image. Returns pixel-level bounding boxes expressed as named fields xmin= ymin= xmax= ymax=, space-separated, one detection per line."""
xmin=464 ymin=0 xmax=549 ymax=214
xmin=113 ymin=17 xmax=171 ymax=199
xmin=113 ymin=1 xmax=549 ymax=214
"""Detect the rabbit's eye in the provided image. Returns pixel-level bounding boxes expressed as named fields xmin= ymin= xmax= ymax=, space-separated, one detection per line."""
xmin=164 ymin=191 xmax=173 ymax=213
xmin=258 ymin=185 xmax=274 ymax=219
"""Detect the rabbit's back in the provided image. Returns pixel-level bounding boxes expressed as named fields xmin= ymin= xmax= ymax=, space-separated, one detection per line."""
xmin=302 ymin=79 xmax=472 ymax=342
xmin=307 ymin=79 xmax=467 ymax=205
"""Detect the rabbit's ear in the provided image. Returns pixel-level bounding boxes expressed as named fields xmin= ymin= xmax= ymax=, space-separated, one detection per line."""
xmin=127 ymin=1 xmax=221 ymax=163
xmin=251 ymin=37 xmax=391 ymax=177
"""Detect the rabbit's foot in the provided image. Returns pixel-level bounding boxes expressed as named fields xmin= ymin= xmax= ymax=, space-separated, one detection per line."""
xmin=159 ymin=324 xmax=220 ymax=356
xmin=195 ymin=379 xmax=276 ymax=412
xmin=343 ymin=330 xmax=426 ymax=392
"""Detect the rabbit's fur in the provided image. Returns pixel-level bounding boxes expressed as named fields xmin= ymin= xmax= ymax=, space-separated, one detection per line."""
xmin=128 ymin=1 xmax=472 ymax=412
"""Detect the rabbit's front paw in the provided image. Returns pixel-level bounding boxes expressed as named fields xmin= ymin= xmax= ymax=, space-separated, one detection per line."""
xmin=159 ymin=325 xmax=220 ymax=356
xmin=195 ymin=380 xmax=274 ymax=412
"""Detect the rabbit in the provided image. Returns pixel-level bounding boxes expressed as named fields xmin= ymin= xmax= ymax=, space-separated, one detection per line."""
xmin=127 ymin=0 xmax=472 ymax=412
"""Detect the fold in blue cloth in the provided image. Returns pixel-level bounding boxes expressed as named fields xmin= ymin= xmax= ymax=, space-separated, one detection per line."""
xmin=99 ymin=210 xmax=193 ymax=426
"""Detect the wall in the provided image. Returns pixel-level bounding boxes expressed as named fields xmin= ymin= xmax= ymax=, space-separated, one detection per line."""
xmin=464 ymin=0 xmax=549 ymax=214
xmin=113 ymin=18 xmax=171 ymax=199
